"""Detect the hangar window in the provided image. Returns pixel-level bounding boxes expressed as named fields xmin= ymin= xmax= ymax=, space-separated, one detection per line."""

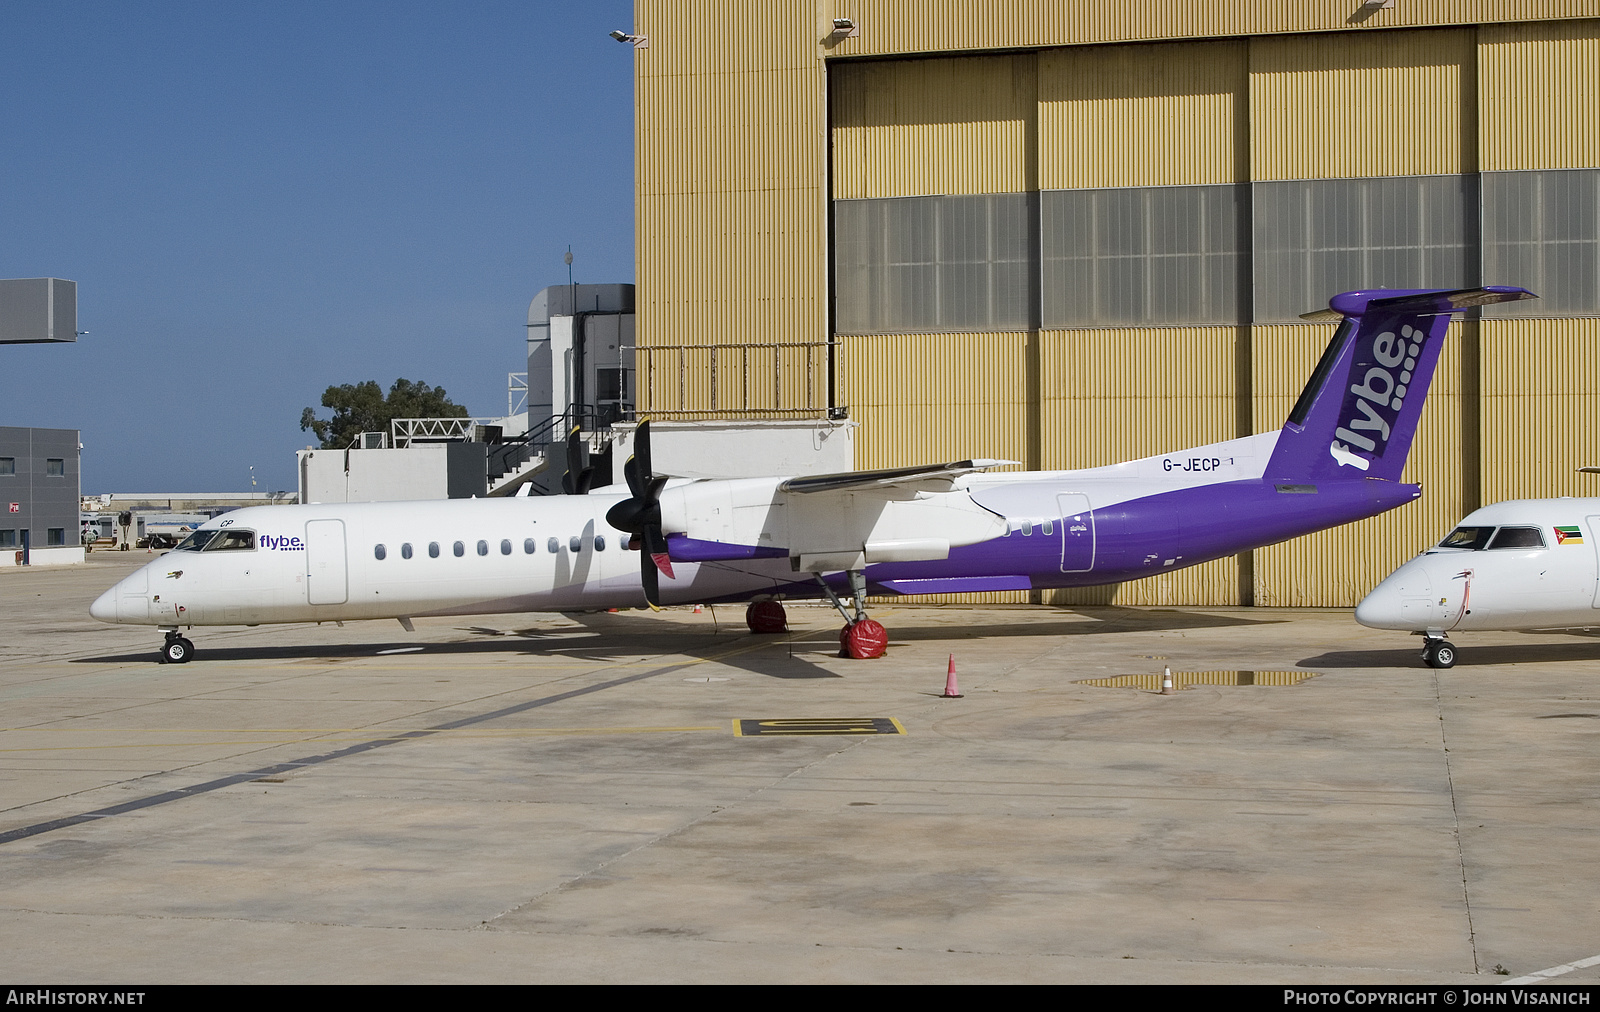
xmin=401 ymin=543 xmax=413 ymax=559
xmin=1483 ymin=168 xmax=1600 ymax=318
xmin=547 ymin=537 xmax=560 ymax=554
xmin=205 ymin=530 xmax=255 ymax=551
xmin=1488 ymin=526 xmax=1546 ymax=550
xmin=46 ymin=458 xmax=64 ymax=477
xmin=374 ymin=544 xmax=387 ymax=560
xmin=501 ymin=539 xmax=512 ymax=556
xmin=524 ymin=538 xmax=537 ymax=554
xmin=1253 ymin=174 xmax=1476 ymax=325
xmin=0 ymin=458 xmax=13 ymax=475
xmin=834 ymin=192 xmax=1037 ymax=334
xmin=1042 ymin=184 xmax=1247 ymax=327
xmin=477 ymin=540 xmax=488 ymax=556
xmin=453 ymin=541 xmax=465 ymax=557
xmin=0 ymin=530 xmax=13 ymax=547
xmin=428 ymin=542 xmax=440 ymax=558
xmin=46 ymin=528 xmax=64 ymax=546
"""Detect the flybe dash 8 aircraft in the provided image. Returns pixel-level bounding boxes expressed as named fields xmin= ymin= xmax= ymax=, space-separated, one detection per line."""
xmin=1356 ymin=493 xmax=1600 ymax=668
xmin=91 ymin=286 xmax=1536 ymax=664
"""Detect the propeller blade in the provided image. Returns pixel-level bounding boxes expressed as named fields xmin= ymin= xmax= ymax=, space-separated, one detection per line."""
xmin=562 ymin=427 xmax=592 ymax=496
xmin=643 ymin=526 xmax=675 ymax=579
xmin=634 ymin=419 xmax=653 ymax=481
xmin=640 ymin=550 xmax=661 ymax=610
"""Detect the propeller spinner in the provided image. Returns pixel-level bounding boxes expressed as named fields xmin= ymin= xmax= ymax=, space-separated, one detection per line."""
xmin=604 ymin=420 xmax=675 ymax=608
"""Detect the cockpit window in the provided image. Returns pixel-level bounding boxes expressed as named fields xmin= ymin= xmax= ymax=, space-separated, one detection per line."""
xmin=203 ymin=529 xmax=256 ymax=551
xmin=174 ymin=529 xmax=220 ymax=552
xmin=1488 ymin=526 xmax=1545 ymax=550
xmin=1437 ymin=526 xmax=1495 ymax=551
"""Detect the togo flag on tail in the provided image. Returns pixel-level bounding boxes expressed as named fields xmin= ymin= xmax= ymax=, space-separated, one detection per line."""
xmin=1266 ymin=286 xmax=1537 ymax=483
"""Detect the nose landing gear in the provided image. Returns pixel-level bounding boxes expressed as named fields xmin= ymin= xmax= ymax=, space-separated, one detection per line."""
xmin=160 ymin=629 xmax=195 ymax=664
xmin=1421 ymin=638 xmax=1456 ymax=669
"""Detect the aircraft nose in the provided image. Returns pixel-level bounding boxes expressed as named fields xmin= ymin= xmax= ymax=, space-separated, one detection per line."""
xmin=89 ymin=585 xmax=119 ymax=623
xmin=1355 ymin=560 xmax=1435 ymax=630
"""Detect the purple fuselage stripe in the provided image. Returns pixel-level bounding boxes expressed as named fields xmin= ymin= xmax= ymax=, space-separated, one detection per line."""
xmin=702 ymin=477 xmax=1418 ymax=602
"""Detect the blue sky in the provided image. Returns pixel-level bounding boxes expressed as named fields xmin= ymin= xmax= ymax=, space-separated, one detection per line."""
xmin=1 ymin=1 xmax=635 ymax=493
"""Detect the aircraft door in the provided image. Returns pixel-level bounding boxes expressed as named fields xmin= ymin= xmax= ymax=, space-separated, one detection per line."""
xmin=1058 ymin=493 xmax=1095 ymax=573
xmin=305 ymin=519 xmax=349 ymax=605
xmin=1588 ymin=516 xmax=1600 ymax=609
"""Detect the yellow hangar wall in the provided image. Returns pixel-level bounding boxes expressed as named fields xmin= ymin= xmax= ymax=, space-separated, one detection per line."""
xmin=632 ymin=3 xmax=1600 ymax=608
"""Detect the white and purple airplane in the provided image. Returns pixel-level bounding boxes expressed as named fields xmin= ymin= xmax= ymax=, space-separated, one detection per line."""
xmin=91 ymin=286 xmax=1535 ymax=664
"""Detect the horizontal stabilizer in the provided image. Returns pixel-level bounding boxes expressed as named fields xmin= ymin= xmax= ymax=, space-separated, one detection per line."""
xmin=780 ymin=459 xmax=1017 ymax=495
xmin=1299 ymin=286 xmax=1536 ymax=322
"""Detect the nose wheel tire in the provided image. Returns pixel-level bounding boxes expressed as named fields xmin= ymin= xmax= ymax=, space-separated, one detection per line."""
xmin=160 ymin=635 xmax=195 ymax=664
xmin=1422 ymin=640 xmax=1456 ymax=669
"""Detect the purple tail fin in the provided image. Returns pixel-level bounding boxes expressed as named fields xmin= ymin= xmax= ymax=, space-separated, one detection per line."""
xmin=1264 ymin=287 xmax=1535 ymax=482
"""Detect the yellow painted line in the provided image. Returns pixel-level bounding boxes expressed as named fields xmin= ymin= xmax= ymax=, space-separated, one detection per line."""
xmin=0 ymin=726 xmax=727 ymax=751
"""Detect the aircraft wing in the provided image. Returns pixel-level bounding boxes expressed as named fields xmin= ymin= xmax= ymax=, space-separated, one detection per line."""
xmin=778 ymin=459 xmax=1017 ymax=495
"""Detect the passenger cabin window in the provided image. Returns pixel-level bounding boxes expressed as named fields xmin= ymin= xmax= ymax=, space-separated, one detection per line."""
xmin=374 ymin=544 xmax=387 ymax=560
xmin=501 ymin=539 xmax=512 ymax=556
xmin=547 ymin=537 xmax=560 ymax=554
xmin=1489 ymin=526 xmax=1546 ymax=550
xmin=594 ymin=535 xmax=605 ymax=551
xmin=428 ymin=541 xmax=440 ymax=558
xmin=524 ymin=538 xmax=536 ymax=554
xmin=453 ymin=541 xmax=465 ymax=557
xmin=401 ymin=543 xmax=413 ymax=559
xmin=1437 ymin=526 xmax=1495 ymax=551
xmin=569 ymin=536 xmax=583 ymax=553
xmin=477 ymin=540 xmax=488 ymax=556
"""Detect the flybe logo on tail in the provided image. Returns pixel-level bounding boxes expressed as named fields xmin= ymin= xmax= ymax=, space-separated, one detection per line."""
xmin=1329 ymin=323 xmax=1425 ymax=471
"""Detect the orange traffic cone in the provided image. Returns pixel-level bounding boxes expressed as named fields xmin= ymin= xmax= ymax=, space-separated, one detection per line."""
xmin=1161 ymin=666 xmax=1176 ymax=695
xmin=941 ymin=654 xmax=963 ymax=698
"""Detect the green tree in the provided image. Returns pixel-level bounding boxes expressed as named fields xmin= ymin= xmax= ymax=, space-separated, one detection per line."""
xmin=300 ymin=378 xmax=469 ymax=449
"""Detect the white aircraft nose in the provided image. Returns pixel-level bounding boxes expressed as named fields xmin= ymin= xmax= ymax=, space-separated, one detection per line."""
xmin=89 ymin=585 xmax=119 ymax=623
xmin=1355 ymin=560 xmax=1435 ymax=630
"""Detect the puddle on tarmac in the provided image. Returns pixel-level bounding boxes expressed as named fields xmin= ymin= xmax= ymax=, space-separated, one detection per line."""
xmin=1075 ymin=670 xmax=1318 ymax=691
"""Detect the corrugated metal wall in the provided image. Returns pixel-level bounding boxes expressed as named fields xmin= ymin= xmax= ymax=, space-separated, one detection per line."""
xmin=637 ymin=3 xmax=1600 ymax=608
xmin=1480 ymin=19 xmax=1600 ymax=171
xmin=1038 ymin=40 xmax=1246 ymax=190
xmin=820 ymin=1 xmax=1594 ymax=57
xmin=831 ymin=55 xmax=1036 ymax=198
xmin=1248 ymin=29 xmax=1475 ymax=180
xmin=633 ymin=3 xmax=829 ymax=416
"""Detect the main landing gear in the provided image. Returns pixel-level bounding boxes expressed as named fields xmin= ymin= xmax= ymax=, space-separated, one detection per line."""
xmin=1421 ymin=637 xmax=1457 ymax=669
xmin=814 ymin=571 xmax=887 ymax=660
xmin=159 ymin=629 xmax=195 ymax=664
xmin=745 ymin=597 xmax=789 ymax=634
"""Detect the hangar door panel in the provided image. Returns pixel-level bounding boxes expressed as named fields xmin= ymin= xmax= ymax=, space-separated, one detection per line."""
xmin=305 ymin=519 xmax=348 ymax=606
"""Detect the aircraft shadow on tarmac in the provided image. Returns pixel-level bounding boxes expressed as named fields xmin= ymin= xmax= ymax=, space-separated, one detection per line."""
xmin=1303 ymin=635 xmax=1600 ymax=670
xmin=75 ymin=605 xmax=1276 ymax=678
